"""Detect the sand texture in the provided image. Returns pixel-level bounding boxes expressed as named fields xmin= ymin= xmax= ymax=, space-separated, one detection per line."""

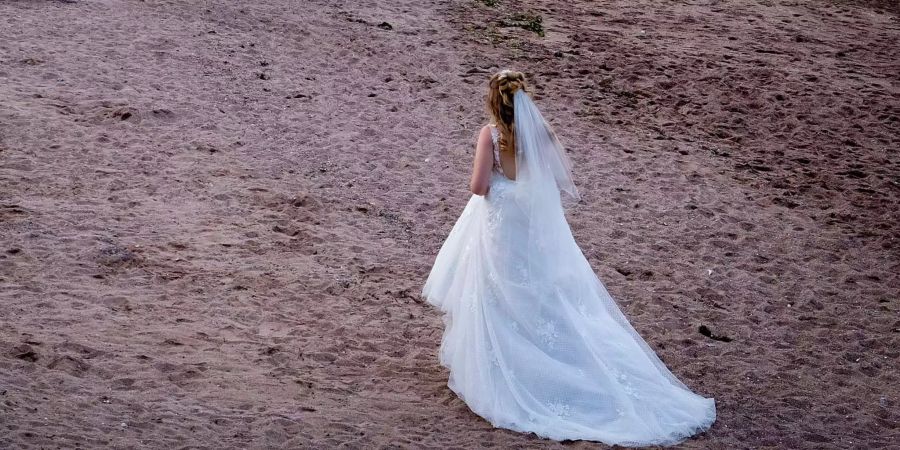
xmin=1 ymin=0 xmax=898 ymax=448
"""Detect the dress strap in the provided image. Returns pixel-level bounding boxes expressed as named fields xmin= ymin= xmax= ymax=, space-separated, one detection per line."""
xmin=489 ymin=125 xmax=502 ymax=171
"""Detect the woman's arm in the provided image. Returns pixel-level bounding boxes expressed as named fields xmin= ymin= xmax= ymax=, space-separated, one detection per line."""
xmin=469 ymin=125 xmax=494 ymax=196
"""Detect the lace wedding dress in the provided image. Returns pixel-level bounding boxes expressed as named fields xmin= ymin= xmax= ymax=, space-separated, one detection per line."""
xmin=422 ymin=91 xmax=715 ymax=447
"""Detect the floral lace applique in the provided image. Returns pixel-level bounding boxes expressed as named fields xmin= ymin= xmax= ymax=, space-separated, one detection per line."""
xmin=610 ymin=367 xmax=641 ymax=399
xmin=484 ymin=273 xmax=501 ymax=305
xmin=535 ymin=317 xmax=559 ymax=348
xmin=577 ymin=300 xmax=595 ymax=319
xmin=488 ymin=270 xmax=499 ymax=282
xmin=488 ymin=349 xmax=501 ymax=367
xmin=486 ymin=208 xmax=503 ymax=233
xmin=490 ymin=125 xmax=502 ymax=173
xmin=467 ymin=292 xmax=478 ymax=313
xmin=547 ymin=400 xmax=572 ymax=418
xmin=565 ymin=286 xmax=594 ymax=319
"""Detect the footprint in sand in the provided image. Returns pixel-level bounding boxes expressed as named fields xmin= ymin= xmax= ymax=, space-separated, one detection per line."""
xmin=47 ymin=355 xmax=90 ymax=377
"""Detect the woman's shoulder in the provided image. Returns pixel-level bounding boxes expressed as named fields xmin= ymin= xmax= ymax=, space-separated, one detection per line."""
xmin=477 ymin=124 xmax=495 ymax=139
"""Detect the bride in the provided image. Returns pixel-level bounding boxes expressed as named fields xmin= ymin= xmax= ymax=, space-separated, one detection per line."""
xmin=422 ymin=70 xmax=716 ymax=446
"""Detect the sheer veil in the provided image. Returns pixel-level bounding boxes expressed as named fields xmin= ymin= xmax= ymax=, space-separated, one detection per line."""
xmin=513 ymin=89 xmax=579 ymax=203
xmin=511 ymin=88 xmax=582 ymax=283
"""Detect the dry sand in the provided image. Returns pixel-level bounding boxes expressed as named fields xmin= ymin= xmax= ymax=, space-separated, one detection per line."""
xmin=1 ymin=0 xmax=898 ymax=448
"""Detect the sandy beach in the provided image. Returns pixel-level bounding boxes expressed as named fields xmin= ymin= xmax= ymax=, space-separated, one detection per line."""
xmin=1 ymin=0 xmax=898 ymax=448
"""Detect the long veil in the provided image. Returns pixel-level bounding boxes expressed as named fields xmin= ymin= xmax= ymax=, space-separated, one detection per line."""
xmin=512 ymin=90 xmax=581 ymax=277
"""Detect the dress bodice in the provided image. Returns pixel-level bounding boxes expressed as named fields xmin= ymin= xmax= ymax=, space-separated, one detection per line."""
xmin=487 ymin=125 xmax=515 ymax=196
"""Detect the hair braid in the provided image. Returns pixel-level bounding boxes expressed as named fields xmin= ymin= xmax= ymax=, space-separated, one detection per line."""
xmin=487 ymin=70 xmax=528 ymax=156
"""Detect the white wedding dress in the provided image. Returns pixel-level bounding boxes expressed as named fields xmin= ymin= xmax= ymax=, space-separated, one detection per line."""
xmin=422 ymin=92 xmax=715 ymax=447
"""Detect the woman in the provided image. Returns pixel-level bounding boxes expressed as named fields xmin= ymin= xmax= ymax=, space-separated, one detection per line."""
xmin=422 ymin=70 xmax=716 ymax=446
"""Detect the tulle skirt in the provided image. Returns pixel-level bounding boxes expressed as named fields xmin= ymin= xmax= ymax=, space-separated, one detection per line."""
xmin=422 ymin=174 xmax=715 ymax=446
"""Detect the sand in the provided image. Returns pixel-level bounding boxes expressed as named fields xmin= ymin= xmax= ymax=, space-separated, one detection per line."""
xmin=1 ymin=0 xmax=898 ymax=448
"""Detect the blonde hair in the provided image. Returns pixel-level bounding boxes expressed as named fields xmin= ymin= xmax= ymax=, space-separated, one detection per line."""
xmin=487 ymin=70 xmax=527 ymax=155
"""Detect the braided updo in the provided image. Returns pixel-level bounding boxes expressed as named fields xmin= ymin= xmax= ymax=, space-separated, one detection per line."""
xmin=487 ymin=70 xmax=527 ymax=156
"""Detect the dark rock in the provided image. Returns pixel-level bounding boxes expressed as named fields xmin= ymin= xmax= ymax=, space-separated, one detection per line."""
xmin=698 ymin=325 xmax=733 ymax=342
